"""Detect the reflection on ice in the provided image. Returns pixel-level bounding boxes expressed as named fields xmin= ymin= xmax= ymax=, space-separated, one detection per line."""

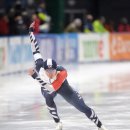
xmin=0 ymin=63 xmax=130 ymax=130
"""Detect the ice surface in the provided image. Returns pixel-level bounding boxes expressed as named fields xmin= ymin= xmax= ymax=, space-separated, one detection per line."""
xmin=0 ymin=62 xmax=130 ymax=130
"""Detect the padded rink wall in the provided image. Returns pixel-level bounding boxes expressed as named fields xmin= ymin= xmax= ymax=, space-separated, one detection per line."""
xmin=0 ymin=36 xmax=33 ymax=75
xmin=0 ymin=33 xmax=130 ymax=74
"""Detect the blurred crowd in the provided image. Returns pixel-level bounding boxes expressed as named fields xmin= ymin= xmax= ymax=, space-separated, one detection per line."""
xmin=65 ymin=14 xmax=130 ymax=33
xmin=0 ymin=0 xmax=130 ymax=35
xmin=0 ymin=0 xmax=51 ymax=35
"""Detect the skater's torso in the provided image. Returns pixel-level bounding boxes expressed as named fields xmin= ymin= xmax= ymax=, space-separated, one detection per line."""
xmin=38 ymin=64 xmax=70 ymax=92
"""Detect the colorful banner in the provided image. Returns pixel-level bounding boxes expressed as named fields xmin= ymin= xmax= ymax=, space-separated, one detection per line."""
xmin=56 ymin=34 xmax=65 ymax=63
xmin=0 ymin=38 xmax=7 ymax=69
xmin=1 ymin=33 xmax=130 ymax=74
xmin=78 ymin=33 xmax=110 ymax=62
xmin=37 ymin=33 xmax=78 ymax=63
xmin=109 ymin=33 xmax=130 ymax=60
xmin=8 ymin=36 xmax=33 ymax=64
xmin=0 ymin=46 xmax=5 ymax=68
xmin=37 ymin=34 xmax=57 ymax=60
xmin=56 ymin=33 xmax=78 ymax=63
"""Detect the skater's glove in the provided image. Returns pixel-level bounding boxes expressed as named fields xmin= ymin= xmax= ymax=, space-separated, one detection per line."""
xmin=28 ymin=68 xmax=38 ymax=79
xmin=31 ymin=71 xmax=38 ymax=79
xmin=29 ymin=21 xmax=35 ymax=32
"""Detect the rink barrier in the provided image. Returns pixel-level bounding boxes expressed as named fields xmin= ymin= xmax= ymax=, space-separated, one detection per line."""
xmin=109 ymin=33 xmax=130 ymax=60
xmin=37 ymin=33 xmax=78 ymax=63
xmin=0 ymin=70 xmax=27 ymax=76
xmin=78 ymin=33 xmax=110 ymax=62
xmin=0 ymin=33 xmax=130 ymax=75
xmin=0 ymin=36 xmax=33 ymax=75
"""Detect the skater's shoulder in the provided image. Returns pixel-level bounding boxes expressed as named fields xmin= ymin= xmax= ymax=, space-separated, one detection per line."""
xmin=56 ymin=65 xmax=67 ymax=71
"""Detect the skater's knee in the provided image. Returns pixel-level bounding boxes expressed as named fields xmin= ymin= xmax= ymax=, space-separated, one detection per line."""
xmin=77 ymin=104 xmax=92 ymax=117
xmin=85 ymin=107 xmax=92 ymax=118
xmin=44 ymin=93 xmax=54 ymax=105
xmin=44 ymin=93 xmax=52 ymax=100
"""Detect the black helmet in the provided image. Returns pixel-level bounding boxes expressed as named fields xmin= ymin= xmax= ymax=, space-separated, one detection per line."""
xmin=44 ymin=59 xmax=57 ymax=70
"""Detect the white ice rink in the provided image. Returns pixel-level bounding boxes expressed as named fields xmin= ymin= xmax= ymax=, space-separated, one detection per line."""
xmin=0 ymin=62 xmax=130 ymax=130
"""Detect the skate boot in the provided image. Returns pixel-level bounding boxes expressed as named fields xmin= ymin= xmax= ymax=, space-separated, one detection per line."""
xmin=98 ymin=125 xmax=108 ymax=130
xmin=56 ymin=122 xmax=62 ymax=130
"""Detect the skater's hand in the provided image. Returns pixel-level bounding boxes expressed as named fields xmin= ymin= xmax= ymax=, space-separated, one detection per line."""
xmin=28 ymin=68 xmax=38 ymax=79
xmin=28 ymin=68 xmax=35 ymax=76
xmin=30 ymin=21 xmax=35 ymax=29
xmin=29 ymin=21 xmax=35 ymax=32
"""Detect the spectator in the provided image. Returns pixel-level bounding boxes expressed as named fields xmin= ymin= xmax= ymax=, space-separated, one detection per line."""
xmin=84 ymin=14 xmax=94 ymax=33
xmin=14 ymin=15 xmax=28 ymax=35
xmin=64 ymin=18 xmax=82 ymax=32
xmin=8 ymin=0 xmax=27 ymax=35
xmin=22 ymin=9 xmax=31 ymax=28
xmin=31 ymin=13 xmax=40 ymax=34
xmin=8 ymin=7 xmax=15 ymax=34
xmin=104 ymin=20 xmax=115 ymax=32
xmin=36 ymin=2 xmax=51 ymax=33
xmin=117 ymin=17 xmax=130 ymax=32
xmin=0 ymin=11 xmax=9 ymax=35
xmin=14 ymin=0 xmax=23 ymax=16
xmin=93 ymin=16 xmax=108 ymax=33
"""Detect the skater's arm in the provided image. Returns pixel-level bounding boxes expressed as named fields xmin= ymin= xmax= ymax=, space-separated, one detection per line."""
xmin=52 ymin=69 xmax=68 ymax=91
xmin=29 ymin=22 xmax=44 ymax=72
xmin=28 ymin=68 xmax=55 ymax=92
xmin=56 ymin=65 xmax=66 ymax=71
xmin=28 ymin=68 xmax=46 ymax=85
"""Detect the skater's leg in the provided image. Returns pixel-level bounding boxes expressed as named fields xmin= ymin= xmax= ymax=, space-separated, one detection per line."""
xmin=59 ymin=89 xmax=102 ymax=128
xmin=41 ymin=88 xmax=60 ymax=123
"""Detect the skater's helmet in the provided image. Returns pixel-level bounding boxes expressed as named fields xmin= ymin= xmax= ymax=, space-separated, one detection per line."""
xmin=44 ymin=58 xmax=57 ymax=70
